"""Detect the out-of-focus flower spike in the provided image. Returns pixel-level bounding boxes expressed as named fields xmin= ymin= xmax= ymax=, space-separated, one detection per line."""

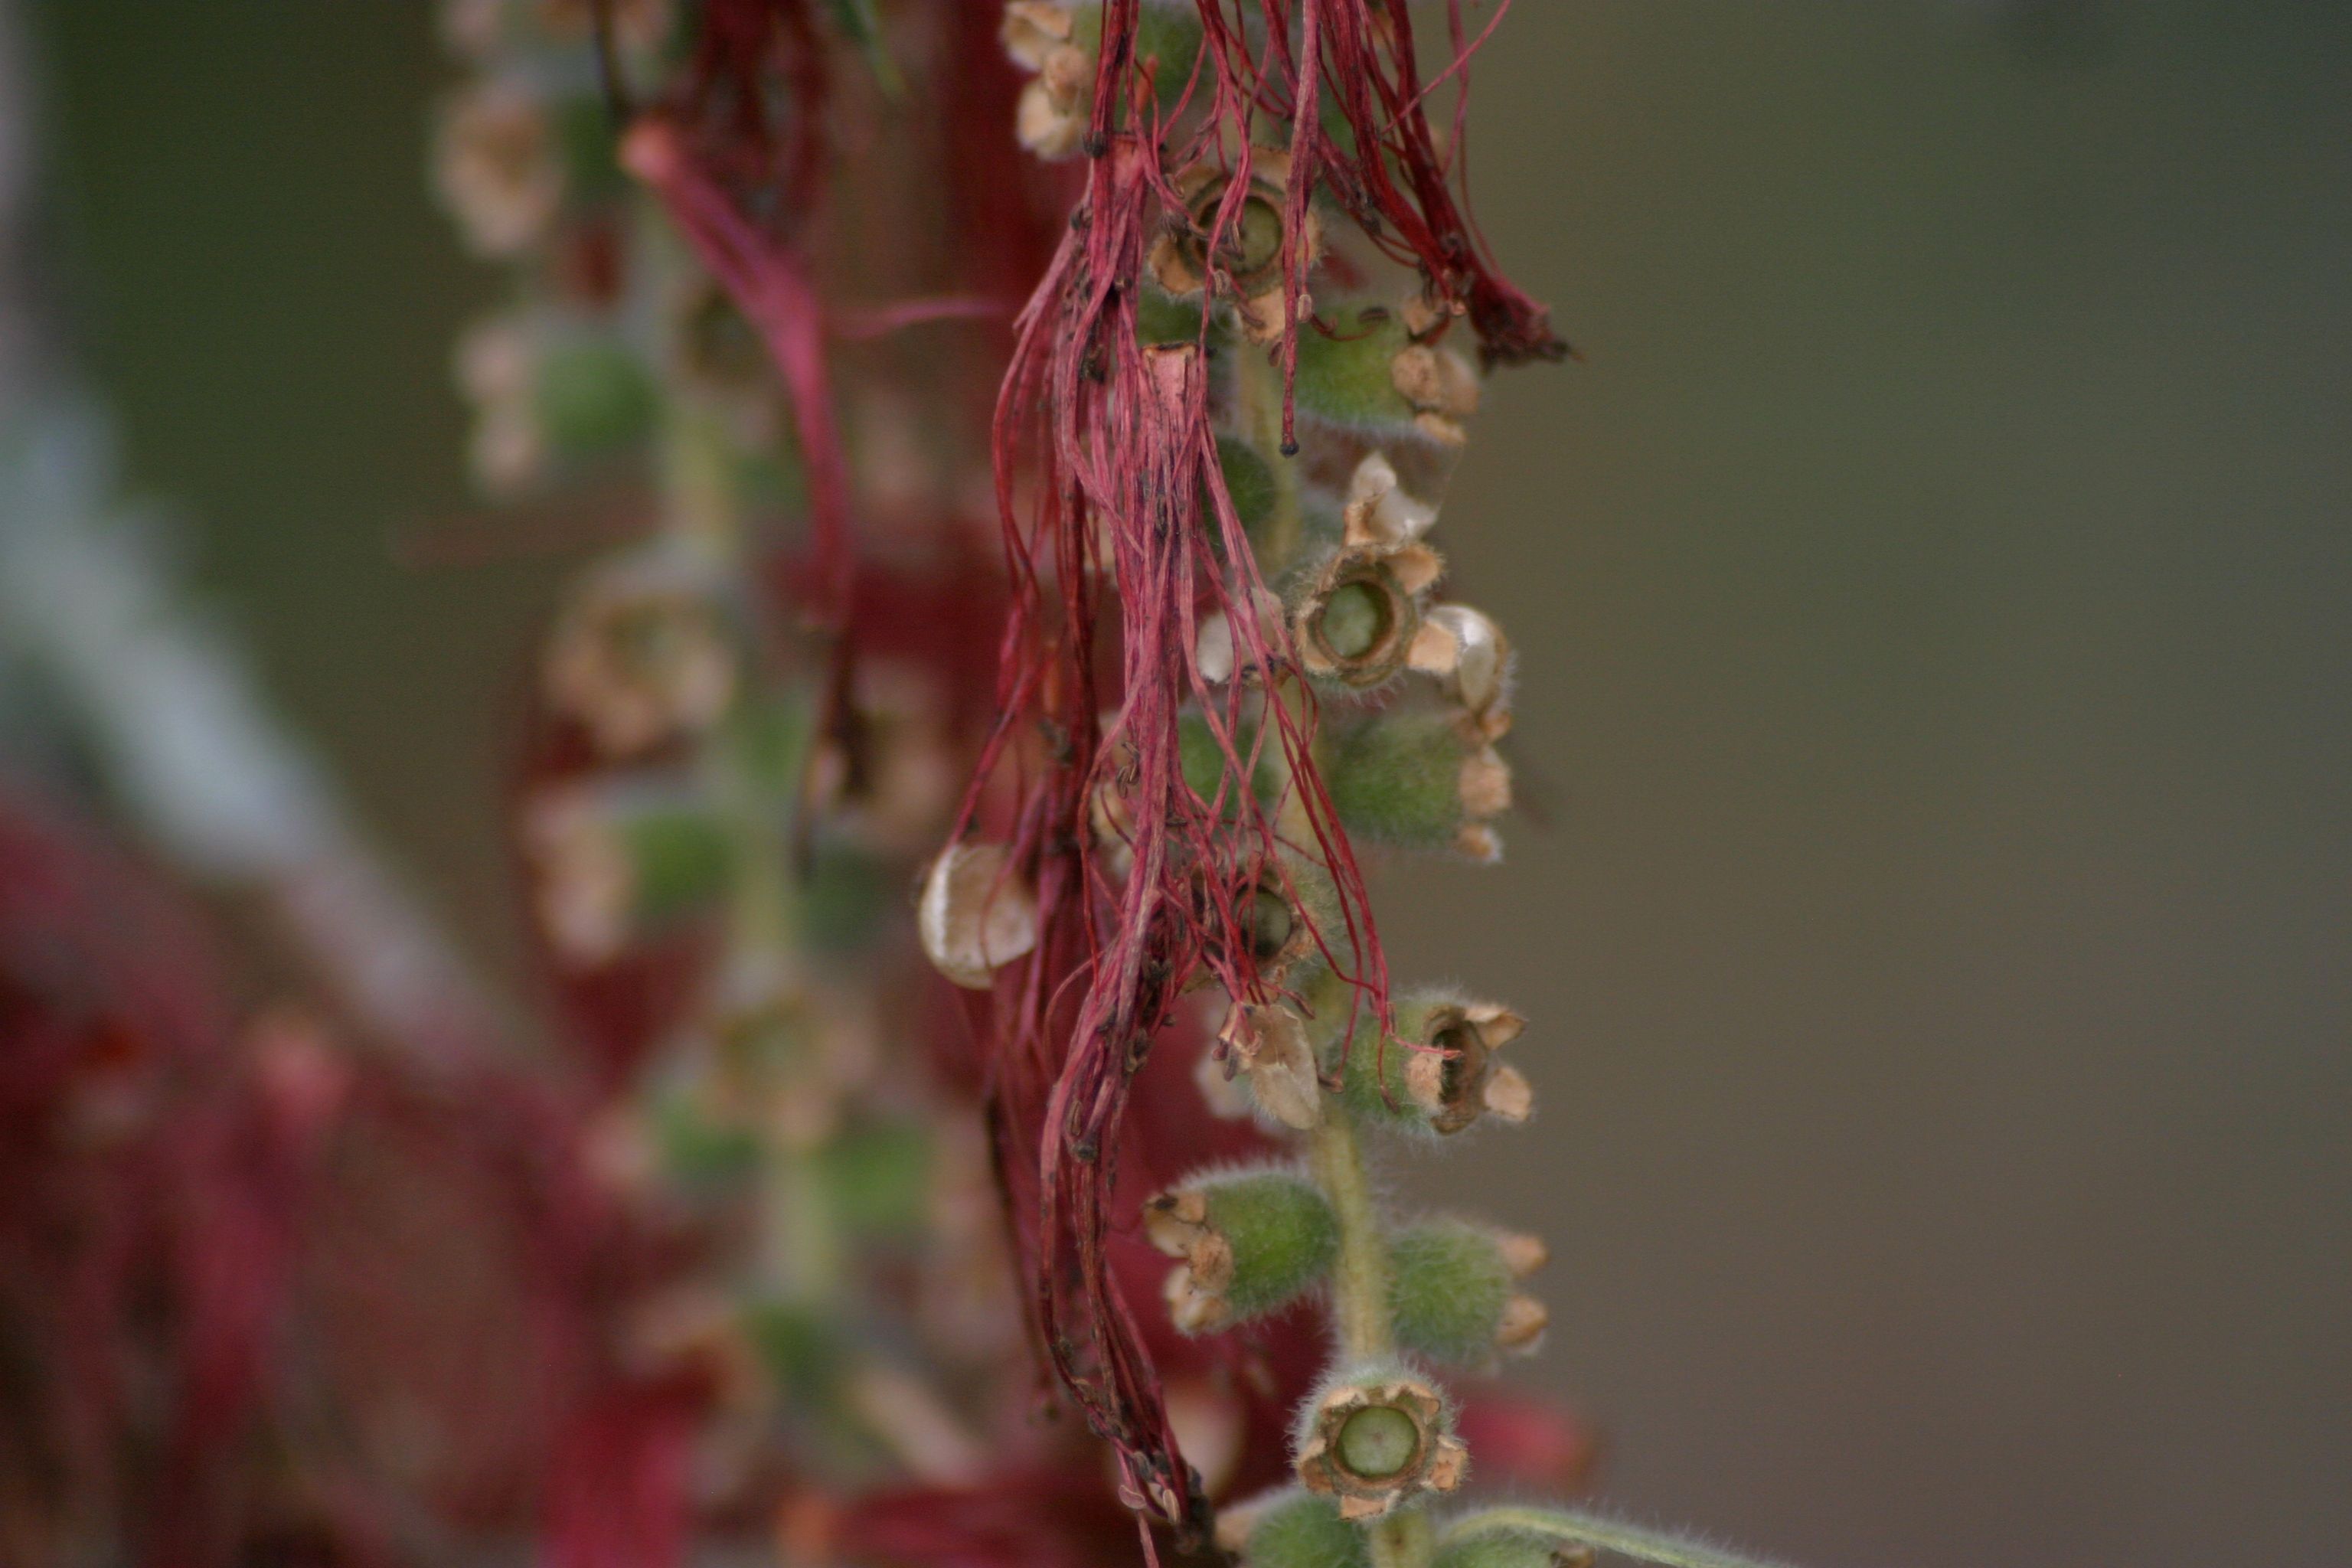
xmin=543 ymin=547 xmax=741 ymax=759
xmin=523 ymin=774 xmax=733 ymax=964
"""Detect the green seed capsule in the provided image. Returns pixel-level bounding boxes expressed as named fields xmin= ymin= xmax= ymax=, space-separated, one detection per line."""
xmin=1435 ymin=1524 xmax=1594 ymax=1568
xmin=534 ymin=337 xmax=657 ymax=457
xmin=1147 ymin=1165 xmax=1338 ymax=1331
xmin=1292 ymin=303 xmax=1419 ymax=432
xmin=1230 ymin=1488 xmax=1369 ymax=1568
xmin=1388 ymin=1220 xmax=1515 ymax=1364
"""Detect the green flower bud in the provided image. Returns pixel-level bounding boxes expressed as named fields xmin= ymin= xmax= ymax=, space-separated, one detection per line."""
xmin=1329 ymin=988 xmax=1532 ymax=1138
xmin=534 ymin=335 xmax=658 ymax=457
xmin=1217 ymin=1487 xmax=1368 ymax=1568
xmin=1321 ymin=708 xmax=1511 ymax=861
xmin=1291 ymin=302 xmax=1415 ymax=429
xmin=1389 ymin=1218 xmax=1549 ymax=1363
xmin=523 ymin=776 xmax=733 ymax=963
xmin=1436 ymin=1524 xmax=1596 ymax=1568
xmin=1145 ymin=1165 xmax=1338 ymax=1333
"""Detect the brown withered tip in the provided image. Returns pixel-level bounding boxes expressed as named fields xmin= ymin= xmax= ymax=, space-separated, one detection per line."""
xmin=1294 ymin=1374 xmax=1468 ymax=1520
xmin=1218 ymin=1003 xmax=1323 ymax=1131
xmin=1403 ymin=999 xmax=1530 ymax=1135
xmin=1493 ymin=1228 xmax=1550 ymax=1279
xmin=543 ymin=555 xmax=740 ymax=758
xmin=1494 ymin=1292 xmax=1550 ymax=1353
xmin=1390 ymin=341 xmax=1481 ymax=446
xmin=1145 ymin=1189 xmax=1236 ymax=1332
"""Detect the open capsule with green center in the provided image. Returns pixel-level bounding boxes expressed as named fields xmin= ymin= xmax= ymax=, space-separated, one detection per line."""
xmin=1291 ymin=1361 xmax=1468 ymax=1521
xmin=1148 ymin=149 xmax=1322 ymax=342
xmin=1292 ymin=544 xmax=1441 ymax=689
xmin=1328 ymin=986 xmax=1533 ymax=1138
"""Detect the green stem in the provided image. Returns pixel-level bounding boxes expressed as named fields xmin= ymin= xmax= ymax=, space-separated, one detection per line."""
xmin=1369 ymin=1508 xmax=1435 ymax=1568
xmin=1438 ymin=1508 xmax=1795 ymax=1568
xmin=1306 ymin=1099 xmax=1391 ymax=1361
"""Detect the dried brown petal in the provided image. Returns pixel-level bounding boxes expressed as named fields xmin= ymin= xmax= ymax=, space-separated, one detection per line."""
xmin=918 ymin=842 xmax=1039 ymax=988
xmin=1220 ymin=1004 xmax=1322 ymax=1130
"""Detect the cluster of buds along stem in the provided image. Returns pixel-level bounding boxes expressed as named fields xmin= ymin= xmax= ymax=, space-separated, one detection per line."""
xmin=981 ymin=8 xmax=1651 ymax=1566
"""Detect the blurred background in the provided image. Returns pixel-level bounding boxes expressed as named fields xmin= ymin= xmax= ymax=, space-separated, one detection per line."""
xmin=13 ymin=2 xmax=2350 ymax=1564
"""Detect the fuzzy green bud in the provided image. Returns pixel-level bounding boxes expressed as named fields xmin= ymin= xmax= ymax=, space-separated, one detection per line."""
xmin=1436 ymin=1524 xmax=1596 ymax=1568
xmin=1146 ymin=1165 xmax=1338 ymax=1333
xmin=1321 ymin=708 xmax=1510 ymax=861
xmin=1389 ymin=1219 xmax=1549 ymax=1363
xmin=523 ymin=776 xmax=733 ymax=962
xmin=1218 ymin=1487 xmax=1369 ymax=1568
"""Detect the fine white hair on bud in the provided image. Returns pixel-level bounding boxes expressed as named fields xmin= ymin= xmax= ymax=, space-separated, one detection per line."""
xmin=917 ymin=841 xmax=1039 ymax=988
xmin=1146 ymin=1163 xmax=1338 ymax=1333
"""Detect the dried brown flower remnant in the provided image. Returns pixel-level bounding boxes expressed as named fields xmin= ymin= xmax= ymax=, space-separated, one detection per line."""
xmin=1294 ymin=545 xmax=1442 ymax=690
xmin=434 ymin=80 xmax=561 ymax=257
xmin=1219 ymin=1003 xmax=1324 ymax=1132
xmin=917 ymin=842 xmax=1039 ymax=989
xmin=1408 ymin=996 xmax=1530 ymax=1135
xmin=1004 ymin=3 xmax=1090 ymax=160
xmin=1410 ymin=604 xmax=1514 ymax=740
xmin=543 ymin=550 xmax=739 ymax=758
xmin=1149 ymin=152 xmax=1325 ymax=344
xmin=1293 ymin=1369 xmax=1468 ymax=1521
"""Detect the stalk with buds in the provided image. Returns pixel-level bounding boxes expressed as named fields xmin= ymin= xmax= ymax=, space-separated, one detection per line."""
xmin=436 ymin=3 xmax=1795 ymax=1566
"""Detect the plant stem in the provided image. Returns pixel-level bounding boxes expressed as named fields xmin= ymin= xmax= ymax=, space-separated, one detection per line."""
xmin=1369 ymin=1508 xmax=1435 ymax=1568
xmin=1306 ymin=1097 xmax=1390 ymax=1361
xmin=1438 ymin=1508 xmax=1795 ymax=1568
